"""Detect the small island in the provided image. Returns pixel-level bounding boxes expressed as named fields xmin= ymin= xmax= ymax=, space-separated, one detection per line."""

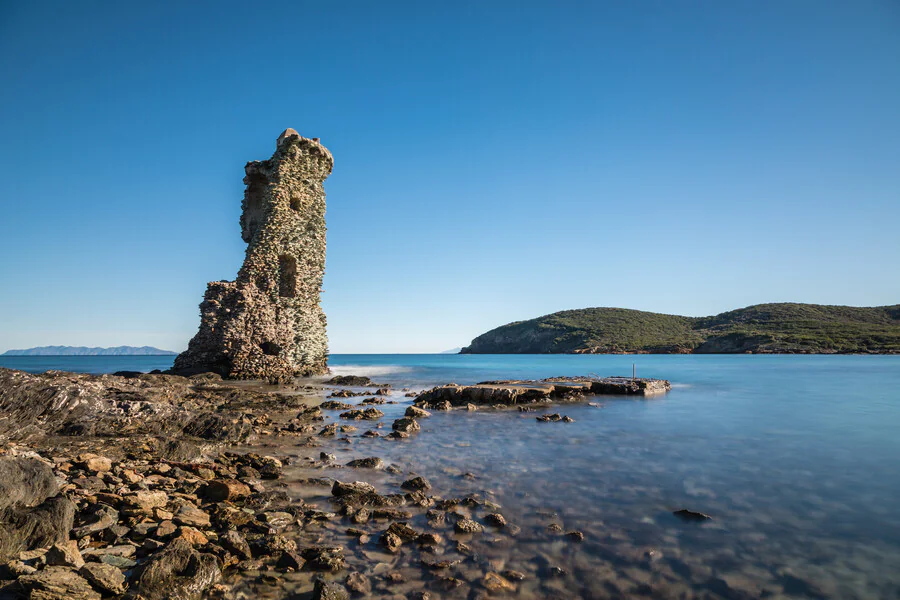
xmin=461 ymin=303 xmax=900 ymax=355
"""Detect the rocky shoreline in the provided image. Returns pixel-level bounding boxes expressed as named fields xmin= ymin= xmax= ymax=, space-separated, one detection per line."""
xmin=0 ymin=367 xmax=672 ymax=599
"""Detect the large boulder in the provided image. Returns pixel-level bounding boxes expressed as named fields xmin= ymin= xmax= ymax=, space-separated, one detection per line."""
xmin=130 ymin=538 xmax=221 ymax=600
xmin=0 ymin=456 xmax=58 ymax=510
xmin=0 ymin=458 xmax=74 ymax=562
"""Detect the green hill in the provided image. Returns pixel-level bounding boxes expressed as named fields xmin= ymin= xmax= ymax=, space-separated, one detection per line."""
xmin=460 ymin=303 xmax=900 ymax=354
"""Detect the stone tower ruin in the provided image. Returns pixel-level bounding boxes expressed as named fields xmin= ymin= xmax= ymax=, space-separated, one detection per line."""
xmin=173 ymin=129 xmax=331 ymax=382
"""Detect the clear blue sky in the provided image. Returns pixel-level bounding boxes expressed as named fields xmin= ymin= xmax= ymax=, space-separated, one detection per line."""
xmin=1 ymin=1 xmax=898 ymax=353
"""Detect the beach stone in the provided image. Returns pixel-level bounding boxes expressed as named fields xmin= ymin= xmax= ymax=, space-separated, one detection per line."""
xmin=220 ymin=530 xmax=252 ymax=560
xmin=125 ymin=490 xmax=168 ymax=513
xmin=18 ymin=566 xmax=101 ymax=600
xmin=0 ymin=456 xmax=58 ymax=510
xmin=80 ymin=562 xmax=126 ymax=595
xmin=176 ymin=526 xmax=209 ymax=546
xmin=131 ymin=538 xmax=221 ymax=600
xmin=332 ymin=481 xmax=377 ymax=497
xmin=78 ymin=455 xmax=112 ymax=474
xmin=173 ymin=503 xmax=210 ymax=528
xmin=205 ymin=479 xmax=250 ymax=502
xmin=405 ymin=406 xmax=431 ymax=418
xmin=1 ymin=495 xmax=75 ymax=562
xmin=340 ymin=408 xmax=384 ymax=420
xmin=276 ymin=550 xmax=306 ymax=571
xmin=314 ymin=578 xmax=350 ymax=600
xmin=392 ymin=417 xmax=420 ymax=433
xmin=346 ymin=457 xmax=384 ymax=469
xmin=301 ymin=546 xmax=345 ymax=571
xmin=401 ymin=476 xmax=431 ymax=491
xmin=45 ymin=541 xmax=84 ymax=568
xmin=485 ymin=513 xmax=507 ymax=528
xmin=155 ymin=520 xmax=177 ymax=538
xmin=454 ymin=518 xmax=483 ymax=534
xmin=483 ymin=572 xmax=516 ymax=592
xmin=346 ymin=571 xmax=371 ymax=595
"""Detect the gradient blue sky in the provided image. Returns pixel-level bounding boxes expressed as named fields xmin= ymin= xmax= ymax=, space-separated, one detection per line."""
xmin=1 ymin=1 xmax=898 ymax=353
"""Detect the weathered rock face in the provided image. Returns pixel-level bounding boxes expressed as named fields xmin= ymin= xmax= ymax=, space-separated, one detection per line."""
xmin=174 ymin=129 xmax=332 ymax=382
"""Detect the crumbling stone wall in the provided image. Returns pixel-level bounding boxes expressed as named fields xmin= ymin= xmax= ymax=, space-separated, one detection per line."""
xmin=174 ymin=129 xmax=331 ymax=382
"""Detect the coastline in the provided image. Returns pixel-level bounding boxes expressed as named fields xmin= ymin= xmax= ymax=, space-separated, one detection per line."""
xmin=2 ymin=358 xmax=900 ymax=598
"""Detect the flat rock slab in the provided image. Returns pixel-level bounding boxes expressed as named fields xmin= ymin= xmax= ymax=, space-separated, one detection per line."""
xmin=414 ymin=376 xmax=670 ymax=407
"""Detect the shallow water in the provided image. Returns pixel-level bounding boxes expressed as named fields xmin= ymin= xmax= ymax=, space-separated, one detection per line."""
xmin=6 ymin=353 xmax=900 ymax=597
xmin=283 ymin=355 xmax=900 ymax=598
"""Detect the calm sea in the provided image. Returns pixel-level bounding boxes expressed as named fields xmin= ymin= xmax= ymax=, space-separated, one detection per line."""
xmin=3 ymin=353 xmax=899 ymax=597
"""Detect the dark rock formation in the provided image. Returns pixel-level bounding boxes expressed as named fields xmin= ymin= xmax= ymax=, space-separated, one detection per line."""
xmin=174 ymin=129 xmax=332 ymax=382
xmin=413 ymin=376 xmax=671 ymax=408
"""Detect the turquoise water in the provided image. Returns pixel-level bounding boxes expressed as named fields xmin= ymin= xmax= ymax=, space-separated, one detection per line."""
xmin=4 ymin=353 xmax=900 ymax=597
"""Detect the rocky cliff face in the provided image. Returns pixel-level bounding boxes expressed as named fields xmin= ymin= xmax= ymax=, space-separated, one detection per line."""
xmin=174 ymin=129 xmax=331 ymax=382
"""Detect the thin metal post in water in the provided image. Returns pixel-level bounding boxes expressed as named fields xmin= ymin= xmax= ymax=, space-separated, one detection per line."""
xmin=632 ymin=363 xmax=635 ymax=381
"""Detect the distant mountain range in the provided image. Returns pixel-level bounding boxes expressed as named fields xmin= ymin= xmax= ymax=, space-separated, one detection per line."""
xmin=2 ymin=346 xmax=177 ymax=356
xmin=461 ymin=303 xmax=900 ymax=355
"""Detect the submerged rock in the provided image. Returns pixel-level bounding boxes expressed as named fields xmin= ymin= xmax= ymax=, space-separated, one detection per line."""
xmin=673 ymin=508 xmax=712 ymax=522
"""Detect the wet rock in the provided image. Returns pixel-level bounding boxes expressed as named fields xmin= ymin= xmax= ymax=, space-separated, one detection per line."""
xmin=417 ymin=533 xmax=443 ymax=546
xmin=332 ymin=481 xmax=377 ymax=497
xmin=454 ymin=518 xmax=483 ymax=534
xmin=346 ymin=571 xmax=371 ymax=595
xmin=484 ymin=513 xmax=507 ymax=528
xmin=483 ymin=572 xmax=516 ymax=592
xmin=80 ymin=562 xmax=126 ymax=595
xmin=401 ymin=476 xmax=431 ymax=491
xmin=562 ymin=416 xmax=575 ymax=423
xmin=275 ymin=550 xmax=306 ymax=571
xmin=380 ymin=531 xmax=402 ymax=553
xmin=346 ymin=457 xmax=384 ymax=469
xmin=405 ymin=406 xmax=431 ymax=418
xmin=673 ymin=508 xmax=712 ymax=522
xmin=501 ymin=569 xmax=526 ymax=581
xmin=301 ymin=546 xmax=345 ymax=571
xmin=328 ymin=376 xmax=373 ymax=386
xmin=350 ymin=508 xmax=370 ymax=524
xmin=319 ymin=423 xmax=339 ymax=436
xmin=314 ymin=578 xmax=350 ymax=600
xmin=565 ymin=530 xmax=585 ymax=541
xmin=392 ymin=417 xmax=420 ymax=433
xmin=45 ymin=541 xmax=85 ymax=568
xmin=536 ymin=413 xmax=563 ymax=422
xmin=18 ymin=566 xmax=102 ymax=600
xmin=204 ymin=479 xmax=251 ymax=502
xmin=320 ymin=400 xmax=353 ymax=410
xmin=320 ymin=452 xmax=337 ymax=462
xmin=339 ymin=408 xmax=384 ymax=420
xmin=256 ymin=456 xmax=283 ymax=479
xmin=260 ymin=511 xmax=294 ymax=530
xmin=422 ymin=557 xmax=461 ymax=569
xmin=132 ymin=538 xmax=221 ymax=600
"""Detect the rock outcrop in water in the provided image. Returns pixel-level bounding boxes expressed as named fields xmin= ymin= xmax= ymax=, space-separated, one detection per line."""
xmin=174 ymin=129 xmax=332 ymax=382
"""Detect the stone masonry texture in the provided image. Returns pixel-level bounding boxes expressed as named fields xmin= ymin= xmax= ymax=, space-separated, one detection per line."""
xmin=174 ymin=129 xmax=331 ymax=382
